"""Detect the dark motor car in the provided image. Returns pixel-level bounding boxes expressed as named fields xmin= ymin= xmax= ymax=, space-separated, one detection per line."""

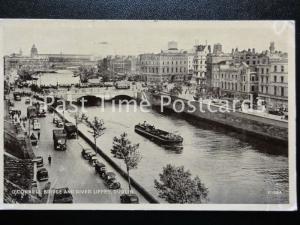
xmin=95 ymin=162 xmax=106 ymax=176
xmin=35 ymin=156 xmax=43 ymax=167
xmin=37 ymin=168 xmax=49 ymax=182
xmin=86 ymin=151 xmax=96 ymax=160
xmin=120 ymin=194 xmax=139 ymax=204
xmin=53 ymin=187 xmax=73 ymax=203
xmin=81 ymin=148 xmax=93 ymax=159
xmin=103 ymin=172 xmax=121 ymax=190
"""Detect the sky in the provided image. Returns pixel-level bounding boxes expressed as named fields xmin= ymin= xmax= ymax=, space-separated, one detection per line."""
xmin=0 ymin=20 xmax=294 ymax=56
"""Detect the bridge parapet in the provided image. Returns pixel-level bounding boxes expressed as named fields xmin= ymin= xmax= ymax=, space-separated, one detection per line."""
xmin=52 ymin=87 xmax=140 ymax=101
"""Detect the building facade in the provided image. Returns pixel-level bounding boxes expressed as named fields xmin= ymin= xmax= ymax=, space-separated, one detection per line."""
xmin=138 ymin=42 xmax=190 ymax=83
xmin=256 ymin=43 xmax=288 ymax=109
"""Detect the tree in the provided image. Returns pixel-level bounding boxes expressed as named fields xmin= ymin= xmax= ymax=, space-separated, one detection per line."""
xmin=111 ymin=133 xmax=141 ymax=191
xmin=87 ymin=117 xmax=105 ymax=152
xmin=154 ymin=164 xmax=208 ymax=203
xmin=170 ymin=84 xmax=183 ymax=96
xmin=73 ymin=112 xmax=88 ymax=139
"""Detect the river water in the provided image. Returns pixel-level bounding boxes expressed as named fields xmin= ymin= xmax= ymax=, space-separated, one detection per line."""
xmin=45 ymin=71 xmax=289 ymax=204
xmin=79 ymin=103 xmax=288 ymax=204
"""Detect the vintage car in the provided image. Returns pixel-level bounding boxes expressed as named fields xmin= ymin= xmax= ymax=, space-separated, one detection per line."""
xmin=120 ymin=194 xmax=139 ymax=204
xmin=95 ymin=162 xmax=106 ymax=176
xmin=25 ymin=98 xmax=31 ymax=104
xmin=56 ymin=120 xmax=64 ymax=128
xmin=53 ymin=117 xmax=58 ymax=124
xmin=37 ymin=109 xmax=47 ymax=118
xmin=37 ymin=168 xmax=49 ymax=182
xmin=30 ymin=133 xmax=38 ymax=146
xmin=81 ymin=148 xmax=93 ymax=159
xmin=35 ymin=156 xmax=43 ymax=167
xmin=53 ymin=187 xmax=73 ymax=203
xmin=89 ymin=156 xmax=98 ymax=166
xmin=31 ymin=180 xmax=38 ymax=188
xmin=32 ymin=118 xmax=40 ymax=130
xmin=86 ymin=151 xmax=96 ymax=161
xmin=103 ymin=172 xmax=121 ymax=189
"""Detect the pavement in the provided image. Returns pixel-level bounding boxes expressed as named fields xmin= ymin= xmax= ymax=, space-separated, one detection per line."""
xmin=9 ymin=90 xmax=148 ymax=204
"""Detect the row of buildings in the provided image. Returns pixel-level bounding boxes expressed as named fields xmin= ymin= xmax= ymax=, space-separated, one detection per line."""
xmin=4 ymin=41 xmax=288 ymax=110
xmin=137 ymin=41 xmax=288 ymax=110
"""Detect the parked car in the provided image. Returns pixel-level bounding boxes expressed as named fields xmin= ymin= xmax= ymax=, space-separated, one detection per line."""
xmin=25 ymin=98 xmax=31 ymax=104
xmin=56 ymin=120 xmax=64 ymax=128
xmin=81 ymin=148 xmax=93 ymax=159
xmin=33 ymin=119 xmax=40 ymax=130
xmin=30 ymin=133 xmax=38 ymax=146
xmin=53 ymin=117 xmax=58 ymax=124
xmin=53 ymin=187 xmax=73 ymax=203
xmin=95 ymin=162 xmax=106 ymax=176
xmin=103 ymin=172 xmax=121 ymax=189
xmin=37 ymin=168 xmax=49 ymax=182
xmin=35 ymin=156 xmax=43 ymax=167
xmin=89 ymin=156 xmax=98 ymax=166
xmin=31 ymin=180 xmax=38 ymax=188
xmin=86 ymin=151 xmax=96 ymax=161
xmin=120 ymin=194 xmax=139 ymax=204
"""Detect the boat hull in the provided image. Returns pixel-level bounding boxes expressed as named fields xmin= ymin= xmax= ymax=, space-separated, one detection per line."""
xmin=134 ymin=126 xmax=183 ymax=146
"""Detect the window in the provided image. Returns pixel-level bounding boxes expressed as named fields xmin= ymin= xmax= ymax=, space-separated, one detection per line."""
xmin=266 ymin=68 xmax=269 ymax=74
xmin=251 ymin=86 xmax=255 ymax=92
xmin=266 ymin=86 xmax=268 ymax=94
xmin=281 ymin=87 xmax=284 ymax=96
xmin=281 ymin=65 xmax=284 ymax=72
xmin=274 ymin=86 xmax=277 ymax=96
xmin=266 ymin=77 xmax=268 ymax=83
xmin=274 ymin=65 xmax=277 ymax=72
xmin=281 ymin=76 xmax=284 ymax=83
xmin=261 ymin=77 xmax=264 ymax=83
xmin=261 ymin=68 xmax=264 ymax=74
xmin=274 ymin=76 xmax=277 ymax=83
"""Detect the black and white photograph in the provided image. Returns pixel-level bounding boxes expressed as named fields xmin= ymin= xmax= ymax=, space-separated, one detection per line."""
xmin=0 ymin=20 xmax=296 ymax=210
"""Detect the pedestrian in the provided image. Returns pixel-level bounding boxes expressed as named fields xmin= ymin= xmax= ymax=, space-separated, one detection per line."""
xmin=48 ymin=155 xmax=52 ymax=165
xmin=37 ymin=131 xmax=40 ymax=140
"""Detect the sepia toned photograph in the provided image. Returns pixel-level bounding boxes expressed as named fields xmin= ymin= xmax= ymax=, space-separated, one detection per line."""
xmin=0 ymin=20 xmax=296 ymax=210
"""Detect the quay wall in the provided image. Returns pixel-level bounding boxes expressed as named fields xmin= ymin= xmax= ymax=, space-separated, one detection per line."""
xmin=147 ymin=92 xmax=288 ymax=144
xmin=53 ymin=107 xmax=159 ymax=204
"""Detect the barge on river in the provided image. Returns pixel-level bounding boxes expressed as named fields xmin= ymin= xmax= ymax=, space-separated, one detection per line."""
xmin=134 ymin=122 xmax=183 ymax=146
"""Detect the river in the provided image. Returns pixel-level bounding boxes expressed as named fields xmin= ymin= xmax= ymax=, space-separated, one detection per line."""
xmin=78 ymin=102 xmax=288 ymax=204
xmin=44 ymin=71 xmax=289 ymax=204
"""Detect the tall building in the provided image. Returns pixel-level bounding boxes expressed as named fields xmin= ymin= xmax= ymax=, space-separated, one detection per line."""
xmin=191 ymin=44 xmax=210 ymax=91
xmin=256 ymin=42 xmax=288 ymax=109
xmin=211 ymin=61 xmax=258 ymax=98
xmin=138 ymin=42 xmax=190 ymax=83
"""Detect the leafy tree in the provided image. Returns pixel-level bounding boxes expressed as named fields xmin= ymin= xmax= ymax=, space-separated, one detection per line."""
xmin=79 ymin=65 xmax=97 ymax=83
xmin=73 ymin=112 xmax=88 ymax=139
xmin=154 ymin=164 xmax=208 ymax=203
xmin=87 ymin=117 xmax=105 ymax=151
xmin=111 ymin=133 xmax=141 ymax=191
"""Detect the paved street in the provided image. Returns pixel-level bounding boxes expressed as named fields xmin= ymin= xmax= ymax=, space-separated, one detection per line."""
xmin=10 ymin=92 xmax=148 ymax=203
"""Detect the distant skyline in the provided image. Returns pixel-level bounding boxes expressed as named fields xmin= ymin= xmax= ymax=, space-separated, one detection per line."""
xmin=1 ymin=20 xmax=294 ymax=56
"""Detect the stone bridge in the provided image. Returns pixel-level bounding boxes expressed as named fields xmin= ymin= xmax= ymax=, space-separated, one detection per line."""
xmin=53 ymin=87 xmax=141 ymax=102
